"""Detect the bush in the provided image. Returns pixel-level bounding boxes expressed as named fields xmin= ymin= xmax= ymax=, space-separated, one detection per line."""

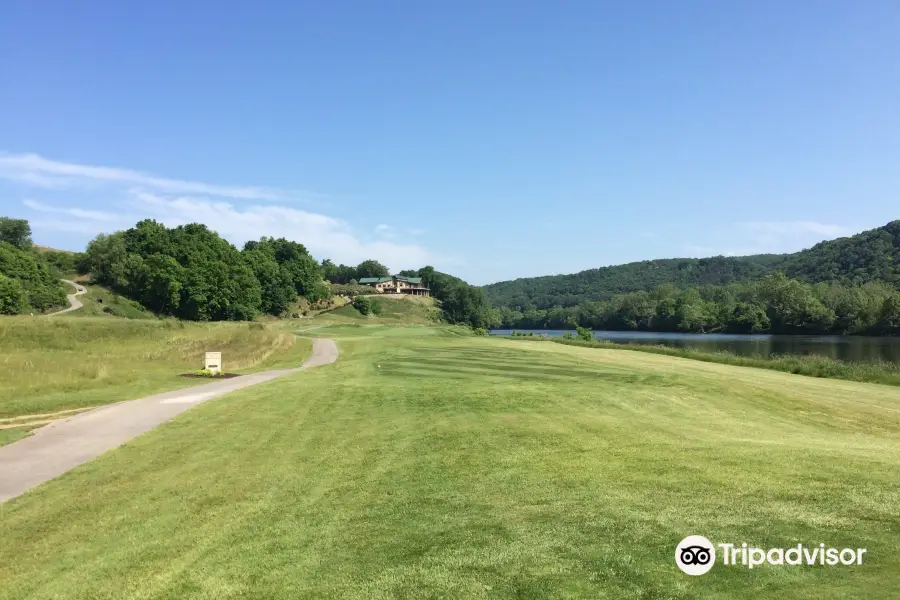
xmin=330 ymin=283 xmax=373 ymax=298
xmin=473 ymin=327 xmax=488 ymax=336
xmin=193 ymin=368 xmax=226 ymax=378
xmin=562 ymin=332 xmax=576 ymax=340
xmin=576 ymin=325 xmax=593 ymax=341
xmin=0 ymin=275 xmax=29 ymax=314
xmin=0 ymin=241 xmax=67 ymax=312
xmin=353 ymin=295 xmax=372 ymax=315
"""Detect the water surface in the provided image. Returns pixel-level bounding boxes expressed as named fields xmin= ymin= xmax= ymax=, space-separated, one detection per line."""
xmin=489 ymin=330 xmax=900 ymax=364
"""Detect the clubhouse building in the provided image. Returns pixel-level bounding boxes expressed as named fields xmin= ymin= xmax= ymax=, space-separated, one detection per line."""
xmin=358 ymin=275 xmax=430 ymax=296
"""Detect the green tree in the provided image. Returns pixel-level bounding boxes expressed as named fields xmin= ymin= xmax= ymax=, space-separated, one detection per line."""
xmin=353 ymin=295 xmax=372 ymax=315
xmin=250 ymin=238 xmax=323 ymax=300
xmin=82 ymin=232 xmax=128 ymax=287
xmin=876 ymin=293 xmax=900 ymax=335
xmin=244 ymin=249 xmax=297 ymax=315
xmin=0 ymin=217 xmax=32 ymax=250
xmin=356 ymin=259 xmax=390 ymax=279
xmin=727 ymin=301 xmax=770 ymax=333
xmin=0 ymin=241 xmax=67 ymax=311
xmin=758 ymin=272 xmax=835 ymax=334
xmin=140 ymin=254 xmax=185 ymax=314
xmin=0 ymin=274 xmax=29 ymax=314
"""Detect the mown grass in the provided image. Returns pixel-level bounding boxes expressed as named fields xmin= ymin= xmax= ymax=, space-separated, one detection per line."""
xmin=0 ymin=317 xmax=309 ymax=418
xmin=1 ymin=326 xmax=898 ymax=599
xmin=0 ymin=427 xmax=32 ymax=446
xmin=531 ymin=337 xmax=900 ymax=387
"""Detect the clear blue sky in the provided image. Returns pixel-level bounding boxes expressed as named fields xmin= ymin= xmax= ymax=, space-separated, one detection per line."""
xmin=1 ymin=1 xmax=898 ymax=285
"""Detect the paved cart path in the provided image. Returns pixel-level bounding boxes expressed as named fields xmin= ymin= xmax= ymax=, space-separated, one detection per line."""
xmin=46 ymin=279 xmax=87 ymax=316
xmin=0 ymin=338 xmax=338 ymax=503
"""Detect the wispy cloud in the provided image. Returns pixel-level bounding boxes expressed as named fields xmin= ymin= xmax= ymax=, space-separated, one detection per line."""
xmin=374 ymin=223 xmax=397 ymax=240
xmin=23 ymin=198 xmax=127 ymax=222
xmin=129 ymin=192 xmax=436 ymax=268
xmin=23 ymin=192 xmax=438 ymax=271
xmin=0 ymin=152 xmax=317 ymax=202
xmin=8 ymin=152 xmax=443 ymax=271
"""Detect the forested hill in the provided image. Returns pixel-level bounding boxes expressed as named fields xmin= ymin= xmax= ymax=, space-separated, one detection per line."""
xmin=482 ymin=255 xmax=785 ymax=310
xmin=779 ymin=220 xmax=900 ymax=285
xmin=483 ymin=220 xmax=900 ymax=309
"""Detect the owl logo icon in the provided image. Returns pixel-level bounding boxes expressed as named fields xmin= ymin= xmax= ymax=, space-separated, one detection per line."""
xmin=676 ymin=536 xmax=716 ymax=575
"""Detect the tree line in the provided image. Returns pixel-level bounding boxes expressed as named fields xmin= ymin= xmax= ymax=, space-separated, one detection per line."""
xmin=0 ymin=218 xmax=68 ymax=314
xmin=21 ymin=217 xmax=497 ymax=328
xmin=497 ymin=272 xmax=900 ymax=335
xmin=77 ymin=220 xmax=328 ymax=320
xmin=321 ymin=259 xmax=391 ymax=284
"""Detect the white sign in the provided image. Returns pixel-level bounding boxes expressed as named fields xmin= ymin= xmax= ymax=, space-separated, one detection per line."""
xmin=204 ymin=352 xmax=222 ymax=374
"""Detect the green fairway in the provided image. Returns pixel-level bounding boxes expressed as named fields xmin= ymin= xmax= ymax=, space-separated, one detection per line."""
xmin=1 ymin=326 xmax=898 ymax=598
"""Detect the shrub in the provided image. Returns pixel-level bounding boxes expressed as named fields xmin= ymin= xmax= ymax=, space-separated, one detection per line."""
xmin=473 ymin=327 xmax=488 ymax=336
xmin=562 ymin=332 xmax=576 ymax=340
xmin=0 ymin=275 xmax=29 ymax=314
xmin=193 ymin=368 xmax=225 ymax=378
xmin=353 ymin=295 xmax=372 ymax=315
xmin=576 ymin=326 xmax=593 ymax=341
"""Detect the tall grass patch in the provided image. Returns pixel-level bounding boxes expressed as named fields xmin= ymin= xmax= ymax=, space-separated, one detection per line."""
xmin=0 ymin=318 xmax=300 ymax=417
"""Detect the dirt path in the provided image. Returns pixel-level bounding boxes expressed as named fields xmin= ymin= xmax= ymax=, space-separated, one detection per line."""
xmin=46 ymin=279 xmax=87 ymax=316
xmin=0 ymin=337 xmax=338 ymax=503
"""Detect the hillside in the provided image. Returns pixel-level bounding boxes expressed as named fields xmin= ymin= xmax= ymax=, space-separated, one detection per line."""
xmin=483 ymin=255 xmax=785 ymax=309
xmin=483 ymin=220 xmax=900 ymax=309
xmin=321 ymin=295 xmax=442 ymax=325
xmin=780 ymin=220 xmax=900 ymax=285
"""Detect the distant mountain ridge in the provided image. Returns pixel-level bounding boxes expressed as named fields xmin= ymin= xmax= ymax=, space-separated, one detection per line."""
xmin=482 ymin=220 xmax=900 ymax=309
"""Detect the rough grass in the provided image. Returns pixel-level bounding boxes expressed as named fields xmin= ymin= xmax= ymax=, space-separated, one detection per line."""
xmin=58 ymin=278 xmax=155 ymax=319
xmin=1 ymin=327 xmax=898 ymax=599
xmin=318 ymin=295 xmax=440 ymax=324
xmin=0 ymin=317 xmax=309 ymax=418
xmin=540 ymin=337 xmax=900 ymax=387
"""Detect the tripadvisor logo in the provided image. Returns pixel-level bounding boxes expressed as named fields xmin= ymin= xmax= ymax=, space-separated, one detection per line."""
xmin=676 ymin=535 xmax=716 ymax=575
xmin=675 ymin=536 xmax=867 ymax=575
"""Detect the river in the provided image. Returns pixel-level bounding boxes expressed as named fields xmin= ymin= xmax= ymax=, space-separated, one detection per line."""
xmin=488 ymin=330 xmax=900 ymax=364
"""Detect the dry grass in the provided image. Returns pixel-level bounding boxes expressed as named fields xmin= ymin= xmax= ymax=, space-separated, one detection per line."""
xmin=0 ymin=317 xmax=305 ymax=418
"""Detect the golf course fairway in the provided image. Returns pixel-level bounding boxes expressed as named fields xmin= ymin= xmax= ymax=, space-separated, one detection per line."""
xmin=1 ymin=325 xmax=898 ymax=599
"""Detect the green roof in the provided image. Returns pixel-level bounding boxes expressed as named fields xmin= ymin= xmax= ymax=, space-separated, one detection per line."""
xmin=358 ymin=277 xmax=392 ymax=284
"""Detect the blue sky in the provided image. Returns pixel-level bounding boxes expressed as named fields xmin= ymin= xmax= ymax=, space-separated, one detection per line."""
xmin=1 ymin=1 xmax=898 ymax=285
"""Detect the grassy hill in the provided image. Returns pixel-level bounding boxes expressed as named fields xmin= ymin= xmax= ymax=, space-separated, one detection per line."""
xmin=59 ymin=276 xmax=156 ymax=319
xmin=483 ymin=220 xmax=900 ymax=309
xmin=0 ymin=317 xmax=312 ymax=444
xmin=321 ymin=294 xmax=441 ymax=324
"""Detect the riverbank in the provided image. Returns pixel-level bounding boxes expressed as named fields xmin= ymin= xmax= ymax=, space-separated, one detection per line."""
xmin=501 ymin=335 xmax=900 ymax=388
xmin=491 ymin=329 xmax=900 ymax=364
